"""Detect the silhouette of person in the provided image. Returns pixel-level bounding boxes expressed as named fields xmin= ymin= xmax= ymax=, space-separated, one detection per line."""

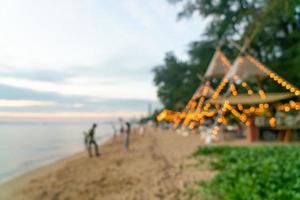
xmin=87 ymin=123 xmax=100 ymax=157
xmin=124 ymin=122 xmax=131 ymax=150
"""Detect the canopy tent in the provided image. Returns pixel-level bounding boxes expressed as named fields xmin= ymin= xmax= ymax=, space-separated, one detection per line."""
xmin=210 ymin=52 xmax=299 ymax=101
xmin=207 ymin=53 xmax=300 ymax=136
xmin=208 ymin=93 xmax=295 ymax=105
xmin=163 ymin=49 xmax=233 ymax=128
xmin=204 ymin=49 xmax=231 ymax=78
xmin=156 ymin=45 xmax=300 ymax=132
xmin=176 ymin=49 xmax=233 ymax=127
xmin=185 ymin=48 xmax=231 ymax=111
xmin=224 ymin=55 xmax=267 ymax=81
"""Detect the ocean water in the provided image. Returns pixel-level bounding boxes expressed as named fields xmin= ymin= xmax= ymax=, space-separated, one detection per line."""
xmin=0 ymin=122 xmax=114 ymax=183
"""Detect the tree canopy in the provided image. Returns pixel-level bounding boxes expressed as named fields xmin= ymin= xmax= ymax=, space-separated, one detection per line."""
xmin=153 ymin=0 xmax=300 ymax=110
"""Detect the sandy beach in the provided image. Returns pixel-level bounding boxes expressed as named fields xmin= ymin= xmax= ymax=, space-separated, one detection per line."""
xmin=0 ymin=127 xmax=219 ymax=200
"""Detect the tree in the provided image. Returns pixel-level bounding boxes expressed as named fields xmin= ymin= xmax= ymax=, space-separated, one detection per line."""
xmin=153 ymin=0 xmax=300 ymax=109
xmin=153 ymin=52 xmax=199 ymax=110
xmin=171 ymin=0 xmax=300 ymax=86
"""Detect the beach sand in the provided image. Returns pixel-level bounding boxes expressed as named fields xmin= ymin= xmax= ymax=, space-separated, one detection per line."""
xmin=0 ymin=127 xmax=218 ymax=200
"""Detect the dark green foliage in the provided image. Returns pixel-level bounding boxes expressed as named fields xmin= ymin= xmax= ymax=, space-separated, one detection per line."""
xmin=193 ymin=145 xmax=300 ymax=200
xmin=153 ymin=52 xmax=202 ymax=110
xmin=139 ymin=109 xmax=161 ymax=124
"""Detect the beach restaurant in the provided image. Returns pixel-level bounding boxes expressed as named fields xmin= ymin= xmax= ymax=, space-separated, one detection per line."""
xmin=157 ymin=48 xmax=300 ymax=143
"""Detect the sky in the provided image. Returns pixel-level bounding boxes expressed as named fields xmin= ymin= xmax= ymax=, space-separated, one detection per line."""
xmin=0 ymin=0 xmax=206 ymax=121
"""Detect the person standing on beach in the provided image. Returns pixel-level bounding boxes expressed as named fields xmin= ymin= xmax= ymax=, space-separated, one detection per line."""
xmin=139 ymin=124 xmax=145 ymax=136
xmin=124 ymin=122 xmax=131 ymax=151
xmin=112 ymin=125 xmax=117 ymax=141
xmin=87 ymin=123 xmax=100 ymax=157
xmin=120 ymin=123 xmax=125 ymax=136
xmin=118 ymin=118 xmax=123 ymax=136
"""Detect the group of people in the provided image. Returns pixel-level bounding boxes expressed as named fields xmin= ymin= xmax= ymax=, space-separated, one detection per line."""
xmin=84 ymin=121 xmax=131 ymax=158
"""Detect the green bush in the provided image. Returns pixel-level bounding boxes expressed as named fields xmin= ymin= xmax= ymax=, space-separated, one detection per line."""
xmin=193 ymin=145 xmax=300 ymax=200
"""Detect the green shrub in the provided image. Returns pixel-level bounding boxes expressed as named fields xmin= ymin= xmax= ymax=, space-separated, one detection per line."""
xmin=193 ymin=145 xmax=300 ymax=200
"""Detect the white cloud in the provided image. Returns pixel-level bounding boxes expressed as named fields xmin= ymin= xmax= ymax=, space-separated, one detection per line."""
xmin=0 ymin=0 xmax=138 ymax=69
xmin=0 ymin=76 xmax=157 ymax=100
xmin=0 ymin=0 xmax=205 ymax=69
xmin=0 ymin=111 xmax=146 ymax=121
xmin=0 ymin=99 xmax=56 ymax=107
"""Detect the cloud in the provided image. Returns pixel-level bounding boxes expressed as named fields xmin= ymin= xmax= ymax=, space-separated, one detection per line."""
xmin=0 ymin=76 xmax=157 ymax=99
xmin=0 ymin=84 xmax=85 ymax=102
xmin=0 ymin=84 xmax=162 ymax=113
xmin=0 ymin=0 xmax=204 ymax=69
xmin=0 ymin=99 xmax=56 ymax=107
xmin=0 ymin=111 xmax=147 ymax=121
xmin=0 ymin=0 xmax=205 ymax=118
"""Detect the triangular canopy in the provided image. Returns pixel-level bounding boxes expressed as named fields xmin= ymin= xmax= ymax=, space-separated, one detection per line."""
xmin=205 ymin=49 xmax=231 ymax=78
xmin=224 ymin=55 xmax=267 ymax=81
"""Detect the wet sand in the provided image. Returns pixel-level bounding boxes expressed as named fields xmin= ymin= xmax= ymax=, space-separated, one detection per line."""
xmin=0 ymin=127 xmax=217 ymax=200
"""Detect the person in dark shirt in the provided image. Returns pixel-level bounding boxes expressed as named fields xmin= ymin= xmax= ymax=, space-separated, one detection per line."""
xmin=120 ymin=124 xmax=124 ymax=136
xmin=124 ymin=122 xmax=131 ymax=150
xmin=87 ymin=123 xmax=100 ymax=157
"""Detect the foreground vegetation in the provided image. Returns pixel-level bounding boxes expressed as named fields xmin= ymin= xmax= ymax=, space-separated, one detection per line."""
xmin=192 ymin=145 xmax=300 ymax=200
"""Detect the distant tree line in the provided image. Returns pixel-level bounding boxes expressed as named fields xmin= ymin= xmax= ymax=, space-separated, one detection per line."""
xmin=153 ymin=0 xmax=300 ymax=111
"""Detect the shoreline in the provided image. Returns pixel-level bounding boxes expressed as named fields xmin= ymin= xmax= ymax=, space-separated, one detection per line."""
xmin=0 ymin=133 xmax=113 ymax=185
xmin=0 ymin=127 xmax=215 ymax=200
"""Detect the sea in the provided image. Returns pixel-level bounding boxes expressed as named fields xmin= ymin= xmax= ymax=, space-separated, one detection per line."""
xmin=0 ymin=121 xmax=114 ymax=183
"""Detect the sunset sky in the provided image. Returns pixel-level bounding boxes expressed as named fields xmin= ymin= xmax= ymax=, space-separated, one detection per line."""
xmin=0 ymin=0 xmax=206 ymax=121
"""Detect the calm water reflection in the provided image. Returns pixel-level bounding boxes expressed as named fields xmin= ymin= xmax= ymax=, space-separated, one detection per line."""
xmin=0 ymin=122 xmax=112 ymax=183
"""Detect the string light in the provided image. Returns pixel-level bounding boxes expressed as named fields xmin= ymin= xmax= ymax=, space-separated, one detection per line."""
xmin=246 ymin=54 xmax=300 ymax=97
xmin=179 ymin=81 xmax=213 ymax=128
xmin=189 ymin=122 xmax=197 ymax=129
xmin=240 ymin=81 xmax=254 ymax=96
xmin=246 ymin=121 xmax=251 ymax=127
xmin=248 ymin=90 xmax=254 ymax=95
xmin=258 ymin=89 xmax=266 ymax=99
xmin=269 ymin=117 xmax=277 ymax=128
xmin=282 ymin=82 xmax=287 ymax=87
xmin=242 ymin=105 xmax=266 ymax=115
xmin=217 ymin=116 xmax=228 ymax=125
xmin=195 ymin=82 xmax=211 ymax=113
xmin=203 ymin=103 xmax=211 ymax=111
xmin=223 ymin=101 xmax=248 ymax=123
xmin=230 ymin=83 xmax=238 ymax=96
xmin=277 ymin=101 xmax=300 ymax=111
xmin=156 ymin=109 xmax=167 ymax=122
xmin=196 ymin=96 xmax=205 ymax=113
xmin=237 ymin=104 xmax=244 ymax=110
xmin=212 ymin=79 xmax=228 ymax=99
